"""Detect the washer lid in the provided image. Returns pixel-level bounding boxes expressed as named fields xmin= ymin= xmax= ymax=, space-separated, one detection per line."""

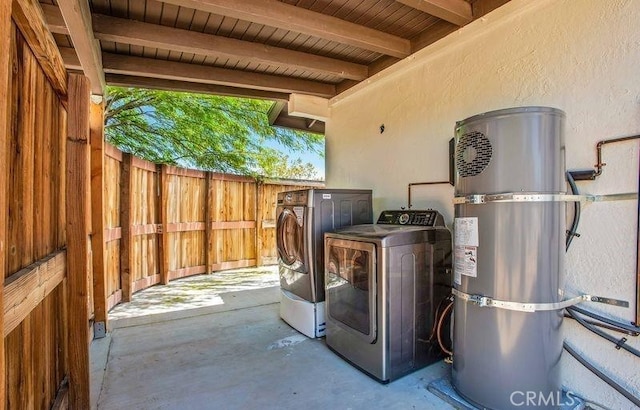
xmin=326 ymin=224 xmax=445 ymax=247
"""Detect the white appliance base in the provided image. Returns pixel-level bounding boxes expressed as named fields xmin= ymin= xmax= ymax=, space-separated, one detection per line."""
xmin=279 ymin=290 xmax=325 ymax=338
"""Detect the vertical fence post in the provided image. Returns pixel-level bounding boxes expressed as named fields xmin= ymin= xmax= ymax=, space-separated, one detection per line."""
xmin=205 ymin=172 xmax=213 ymax=274
xmin=89 ymin=100 xmax=107 ymax=336
xmin=65 ymin=73 xmax=91 ymax=410
xmin=155 ymin=164 xmax=164 ymax=285
xmin=120 ymin=153 xmax=133 ymax=301
xmin=159 ymin=165 xmax=170 ymax=284
xmin=255 ymin=181 xmax=263 ymax=267
xmin=0 ymin=0 xmax=11 ymax=404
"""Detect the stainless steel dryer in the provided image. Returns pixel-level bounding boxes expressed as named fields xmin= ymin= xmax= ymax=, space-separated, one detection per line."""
xmin=277 ymin=188 xmax=372 ymax=338
xmin=324 ymin=210 xmax=452 ymax=383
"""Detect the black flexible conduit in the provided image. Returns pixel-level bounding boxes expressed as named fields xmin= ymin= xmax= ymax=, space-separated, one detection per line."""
xmin=564 ymin=342 xmax=640 ymax=407
xmin=566 ymin=171 xmax=581 ymax=251
xmin=564 ymin=314 xmax=639 ymax=336
xmin=563 ymin=170 xmax=640 ymax=404
xmin=566 ymin=309 xmax=640 ymax=358
xmin=568 ymin=306 xmax=640 ymax=336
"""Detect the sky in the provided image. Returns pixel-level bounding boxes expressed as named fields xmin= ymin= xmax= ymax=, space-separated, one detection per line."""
xmin=264 ymin=138 xmax=326 ymax=180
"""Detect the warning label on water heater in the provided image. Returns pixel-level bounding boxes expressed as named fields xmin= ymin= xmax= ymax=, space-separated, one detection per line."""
xmin=454 ymin=217 xmax=479 ymax=284
xmin=454 ymin=217 xmax=479 ymax=247
xmin=455 ymin=246 xmax=477 ymax=281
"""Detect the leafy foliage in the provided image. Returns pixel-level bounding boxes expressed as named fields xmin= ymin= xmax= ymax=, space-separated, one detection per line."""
xmin=104 ymin=87 xmax=324 ymax=179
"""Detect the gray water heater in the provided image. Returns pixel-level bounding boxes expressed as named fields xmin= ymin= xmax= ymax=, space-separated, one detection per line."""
xmin=452 ymin=107 xmax=566 ymax=409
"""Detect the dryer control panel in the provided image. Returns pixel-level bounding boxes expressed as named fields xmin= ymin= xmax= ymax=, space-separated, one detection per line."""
xmin=376 ymin=210 xmax=445 ymax=227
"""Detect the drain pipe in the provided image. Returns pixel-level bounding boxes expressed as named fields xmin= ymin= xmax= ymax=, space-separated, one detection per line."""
xmin=407 ymin=181 xmax=451 ymax=209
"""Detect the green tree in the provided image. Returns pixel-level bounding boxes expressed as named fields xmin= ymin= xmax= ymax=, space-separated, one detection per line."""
xmin=104 ymin=87 xmax=324 ymax=179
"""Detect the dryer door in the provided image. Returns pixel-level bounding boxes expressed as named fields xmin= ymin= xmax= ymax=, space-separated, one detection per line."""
xmin=276 ymin=206 xmax=306 ymax=272
xmin=325 ymin=238 xmax=376 ymax=343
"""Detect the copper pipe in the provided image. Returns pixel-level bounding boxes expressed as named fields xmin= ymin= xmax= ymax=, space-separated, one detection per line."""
xmin=595 ymin=134 xmax=640 ymax=177
xmin=591 ymin=134 xmax=640 ymax=325
xmin=407 ymin=181 xmax=450 ymax=209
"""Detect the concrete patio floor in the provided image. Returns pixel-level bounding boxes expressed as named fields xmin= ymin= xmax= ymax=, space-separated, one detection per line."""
xmin=90 ymin=268 xmax=454 ymax=409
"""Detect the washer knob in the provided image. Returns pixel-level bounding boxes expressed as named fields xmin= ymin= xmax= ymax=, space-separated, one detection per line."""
xmin=398 ymin=213 xmax=410 ymax=224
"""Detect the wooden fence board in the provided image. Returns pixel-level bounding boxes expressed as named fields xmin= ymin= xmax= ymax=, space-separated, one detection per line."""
xmin=3 ymin=250 xmax=66 ymax=336
xmin=166 ymin=166 xmax=205 ymax=178
xmin=90 ymin=101 xmax=108 ymax=331
xmin=105 ymin=142 xmax=123 ymax=161
xmin=205 ymin=173 xmax=213 ymax=273
xmin=106 ymin=289 xmax=122 ymax=312
xmin=131 ymin=156 xmax=157 ymax=173
xmin=0 ymin=1 xmax=11 ymax=404
xmin=9 ymin=28 xmax=36 ymax=274
xmin=0 ymin=25 xmax=71 ymax=408
xmin=105 ymin=227 xmax=122 ymax=242
xmin=66 ymin=73 xmax=91 ymax=409
xmin=159 ymin=165 xmax=170 ymax=284
xmin=12 ymin=0 xmax=67 ymax=99
xmin=4 ymin=18 xmax=69 ymax=405
xmin=120 ymin=153 xmax=133 ymax=301
xmin=132 ymin=274 xmax=160 ymax=293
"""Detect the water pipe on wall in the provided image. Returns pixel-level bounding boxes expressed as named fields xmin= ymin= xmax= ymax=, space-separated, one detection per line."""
xmin=568 ymin=133 xmax=640 ymax=325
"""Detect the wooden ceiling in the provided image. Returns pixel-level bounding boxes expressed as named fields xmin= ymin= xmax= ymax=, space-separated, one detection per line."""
xmin=39 ymin=0 xmax=510 ymax=132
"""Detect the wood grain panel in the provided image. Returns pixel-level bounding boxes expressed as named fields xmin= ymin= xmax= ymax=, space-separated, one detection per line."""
xmin=0 ymin=2 xmax=10 ymax=404
xmin=90 ymin=101 xmax=108 ymax=328
xmin=66 ymin=73 xmax=91 ymax=409
xmin=105 ymin=142 xmax=123 ymax=161
xmin=119 ymin=153 xmax=133 ymax=301
xmin=3 ymin=251 xmax=66 ymax=337
xmin=4 ymin=21 xmax=69 ymax=408
xmin=11 ymin=0 xmax=67 ymax=98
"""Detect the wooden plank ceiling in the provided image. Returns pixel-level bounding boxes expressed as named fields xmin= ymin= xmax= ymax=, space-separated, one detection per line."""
xmin=40 ymin=0 xmax=510 ymax=133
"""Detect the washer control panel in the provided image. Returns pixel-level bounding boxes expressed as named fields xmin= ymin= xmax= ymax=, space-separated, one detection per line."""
xmin=376 ymin=210 xmax=445 ymax=227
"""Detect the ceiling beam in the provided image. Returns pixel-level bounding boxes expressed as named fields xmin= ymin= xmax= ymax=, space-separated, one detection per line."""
xmin=59 ymin=46 xmax=82 ymax=70
xmin=395 ymin=0 xmax=472 ymax=26
xmin=42 ymin=5 xmax=368 ymax=81
xmin=56 ymin=0 xmax=105 ymax=95
xmin=267 ymin=101 xmax=287 ymax=125
xmin=92 ymin=14 xmax=367 ymax=81
xmin=101 ymin=53 xmax=336 ymax=98
xmin=273 ymin=114 xmax=325 ymax=134
xmin=159 ymin=0 xmax=411 ymax=58
xmin=288 ymin=94 xmax=329 ymax=122
xmin=41 ymin=2 xmax=68 ymax=35
xmin=105 ymin=74 xmax=290 ymax=102
xmin=60 ymin=47 xmax=295 ymax=100
xmin=268 ymin=102 xmax=325 ymax=134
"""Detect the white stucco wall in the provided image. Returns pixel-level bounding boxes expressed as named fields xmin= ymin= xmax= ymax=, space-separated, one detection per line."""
xmin=325 ymin=0 xmax=640 ymax=407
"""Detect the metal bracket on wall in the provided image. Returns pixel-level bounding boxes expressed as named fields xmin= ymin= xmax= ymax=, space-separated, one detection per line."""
xmin=452 ymin=288 xmax=629 ymax=313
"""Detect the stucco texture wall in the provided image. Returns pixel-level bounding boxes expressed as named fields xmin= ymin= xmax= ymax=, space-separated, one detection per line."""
xmin=326 ymin=0 xmax=640 ymax=407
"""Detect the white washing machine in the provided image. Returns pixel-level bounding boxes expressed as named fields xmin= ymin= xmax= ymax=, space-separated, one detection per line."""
xmin=324 ymin=210 xmax=452 ymax=382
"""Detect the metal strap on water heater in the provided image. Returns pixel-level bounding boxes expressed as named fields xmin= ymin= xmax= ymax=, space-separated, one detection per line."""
xmin=453 ymin=193 xmax=583 ymax=205
xmin=451 ymin=288 xmax=629 ymax=313
xmin=453 ymin=192 xmax=638 ymax=205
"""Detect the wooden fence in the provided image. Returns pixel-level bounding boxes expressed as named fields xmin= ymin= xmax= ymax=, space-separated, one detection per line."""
xmin=2 ymin=1 xmax=76 ymax=407
xmin=102 ymin=144 xmax=323 ymax=307
xmin=1 ymin=4 xmax=323 ymax=406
